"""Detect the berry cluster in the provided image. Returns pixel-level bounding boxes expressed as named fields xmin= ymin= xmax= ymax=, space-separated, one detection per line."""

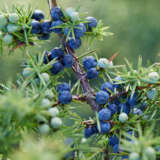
xmin=31 ymin=6 xmax=98 ymax=49
xmin=57 ymin=83 xmax=72 ymax=104
xmin=82 ymin=70 xmax=160 ymax=159
xmin=39 ymin=106 xmax=63 ymax=135
xmin=43 ymin=47 xmax=74 ymax=75
xmin=108 ymin=135 xmax=119 ymax=153
xmin=82 ymin=56 xmax=114 ymax=79
xmin=83 ymin=56 xmax=99 ymax=79
xmin=22 ymin=66 xmax=50 ymax=84
xmin=0 ymin=13 xmax=20 ymax=44
xmin=22 ymin=67 xmax=64 ymax=133
xmin=123 ymin=131 xmax=156 ymax=160
xmin=31 ymin=10 xmax=51 ymax=40
xmin=20 ymin=3 xmax=160 ymax=160
xmin=84 ymin=78 xmax=147 ymax=137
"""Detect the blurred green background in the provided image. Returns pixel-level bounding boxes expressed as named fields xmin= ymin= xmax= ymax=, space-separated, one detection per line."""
xmin=1 ymin=0 xmax=160 ymax=83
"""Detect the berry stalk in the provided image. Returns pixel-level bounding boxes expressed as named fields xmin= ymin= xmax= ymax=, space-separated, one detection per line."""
xmin=66 ymin=45 xmax=100 ymax=111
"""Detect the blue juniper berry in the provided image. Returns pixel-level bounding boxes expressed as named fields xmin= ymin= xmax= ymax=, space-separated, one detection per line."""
xmin=64 ymin=23 xmax=86 ymax=38
xmin=108 ymin=103 xmax=118 ymax=115
xmin=101 ymin=82 xmax=114 ymax=94
xmin=32 ymin=10 xmax=45 ymax=21
xmin=86 ymin=17 xmax=98 ymax=30
xmin=83 ymin=56 xmax=97 ymax=70
xmin=84 ymin=126 xmax=98 ymax=138
xmin=41 ymin=20 xmax=51 ymax=34
xmin=50 ymin=61 xmax=64 ymax=75
xmin=118 ymin=103 xmax=130 ymax=114
xmin=127 ymin=93 xmax=137 ymax=106
xmin=98 ymin=108 xmax=112 ymax=121
xmin=57 ymin=83 xmax=71 ymax=93
xmin=51 ymin=20 xmax=63 ymax=34
xmin=51 ymin=7 xmax=64 ymax=20
xmin=113 ymin=144 xmax=119 ymax=153
xmin=43 ymin=51 xmax=56 ymax=64
xmin=99 ymin=122 xmax=111 ymax=134
xmin=31 ymin=20 xmax=41 ymax=34
xmin=108 ymin=135 xmax=119 ymax=147
xmin=58 ymin=91 xmax=72 ymax=104
xmin=96 ymin=91 xmax=109 ymax=105
xmin=62 ymin=54 xmax=74 ymax=67
xmin=86 ymin=68 xmax=99 ymax=79
xmin=51 ymin=47 xmax=64 ymax=58
xmin=67 ymin=37 xmax=82 ymax=49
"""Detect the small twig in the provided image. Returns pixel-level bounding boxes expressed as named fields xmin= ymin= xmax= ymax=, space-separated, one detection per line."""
xmin=72 ymin=95 xmax=86 ymax=101
xmin=52 ymin=101 xmax=59 ymax=107
xmin=104 ymin=149 xmax=110 ymax=160
xmin=82 ymin=120 xmax=95 ymax=125
xmin=110 ymin=83 xmax=160 ymax=101
xmin=51 ymin=0 xmax=57 ymax=7
xmin=52 ymin=95 xmax=86 ymax=107
xmin=109 ymin=52 xmax=119 ymax=62
xmin=109 ymin=90 xmax=129 ymax=101
xmin=9 ymin=42 xmax=34 ymax=53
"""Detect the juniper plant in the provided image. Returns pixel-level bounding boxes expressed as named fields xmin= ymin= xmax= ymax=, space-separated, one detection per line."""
xmin=0 ymin=0 xmax=160 ymax=160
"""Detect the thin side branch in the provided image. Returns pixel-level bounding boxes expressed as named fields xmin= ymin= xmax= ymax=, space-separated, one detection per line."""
xmin=51 ymin=0 xmax=57 ymax=7
xmin=110 ymin=83 xmax=160 ymax=101
xmin=104 ymin=149 xmax=110 ymax=160
xmin=52 ymin=95 xmax=86 ymax=107
xmin=66 ymin=46 xmax=100 ymax=111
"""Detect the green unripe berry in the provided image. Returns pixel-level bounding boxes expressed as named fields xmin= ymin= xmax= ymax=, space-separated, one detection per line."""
xmin=81 ymin=138 xmax=87 ymax=143
xmin=148 ymin=72 xmax=159 ymax=83
xmin=48 ymin=107 xmax=59 ymax=117
xmin=144 ymin=147 xmax=156 ymax=160
xmin=7 ymin=24 xmax=20 ymax=33
xmin=119 ymin=112 xmax=128 ymax=123
xmin=50 ymin=117 xmax=62 ymax=129
xmin=97 ymin=58 xmax=113 ymax=69
xmin=147 ymin=88 xmax=158 ymax=100
xmin=41 ymin=98 xmax=51 ymax=108
xmin=45 ymin=89 xmax=54 ymax=99
xmin=66 ymin=8 xmax=80 ymax=21
xmin=2 ymin=34 xmax=13 ymax=44
xmin=39 ymin=124 xmax=50 ymax=135
xmin=22 ymin=68 xmax=33 ymax=78
xmin=129 ymin=152 xmax=140 ymax=160
xmin=8 ymin=13 xmax=19 ymax=23
xmin=0 ymin=15 xmax=8 ymax=29
xmin=40 ymin=72 xmax=50 ymax=82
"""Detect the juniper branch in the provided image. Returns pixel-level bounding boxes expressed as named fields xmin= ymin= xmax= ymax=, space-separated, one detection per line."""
xmin=51 ymin=0 xmax=101 ymax=112
xmin=50 ymin=0 xmax=160 ymax=111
